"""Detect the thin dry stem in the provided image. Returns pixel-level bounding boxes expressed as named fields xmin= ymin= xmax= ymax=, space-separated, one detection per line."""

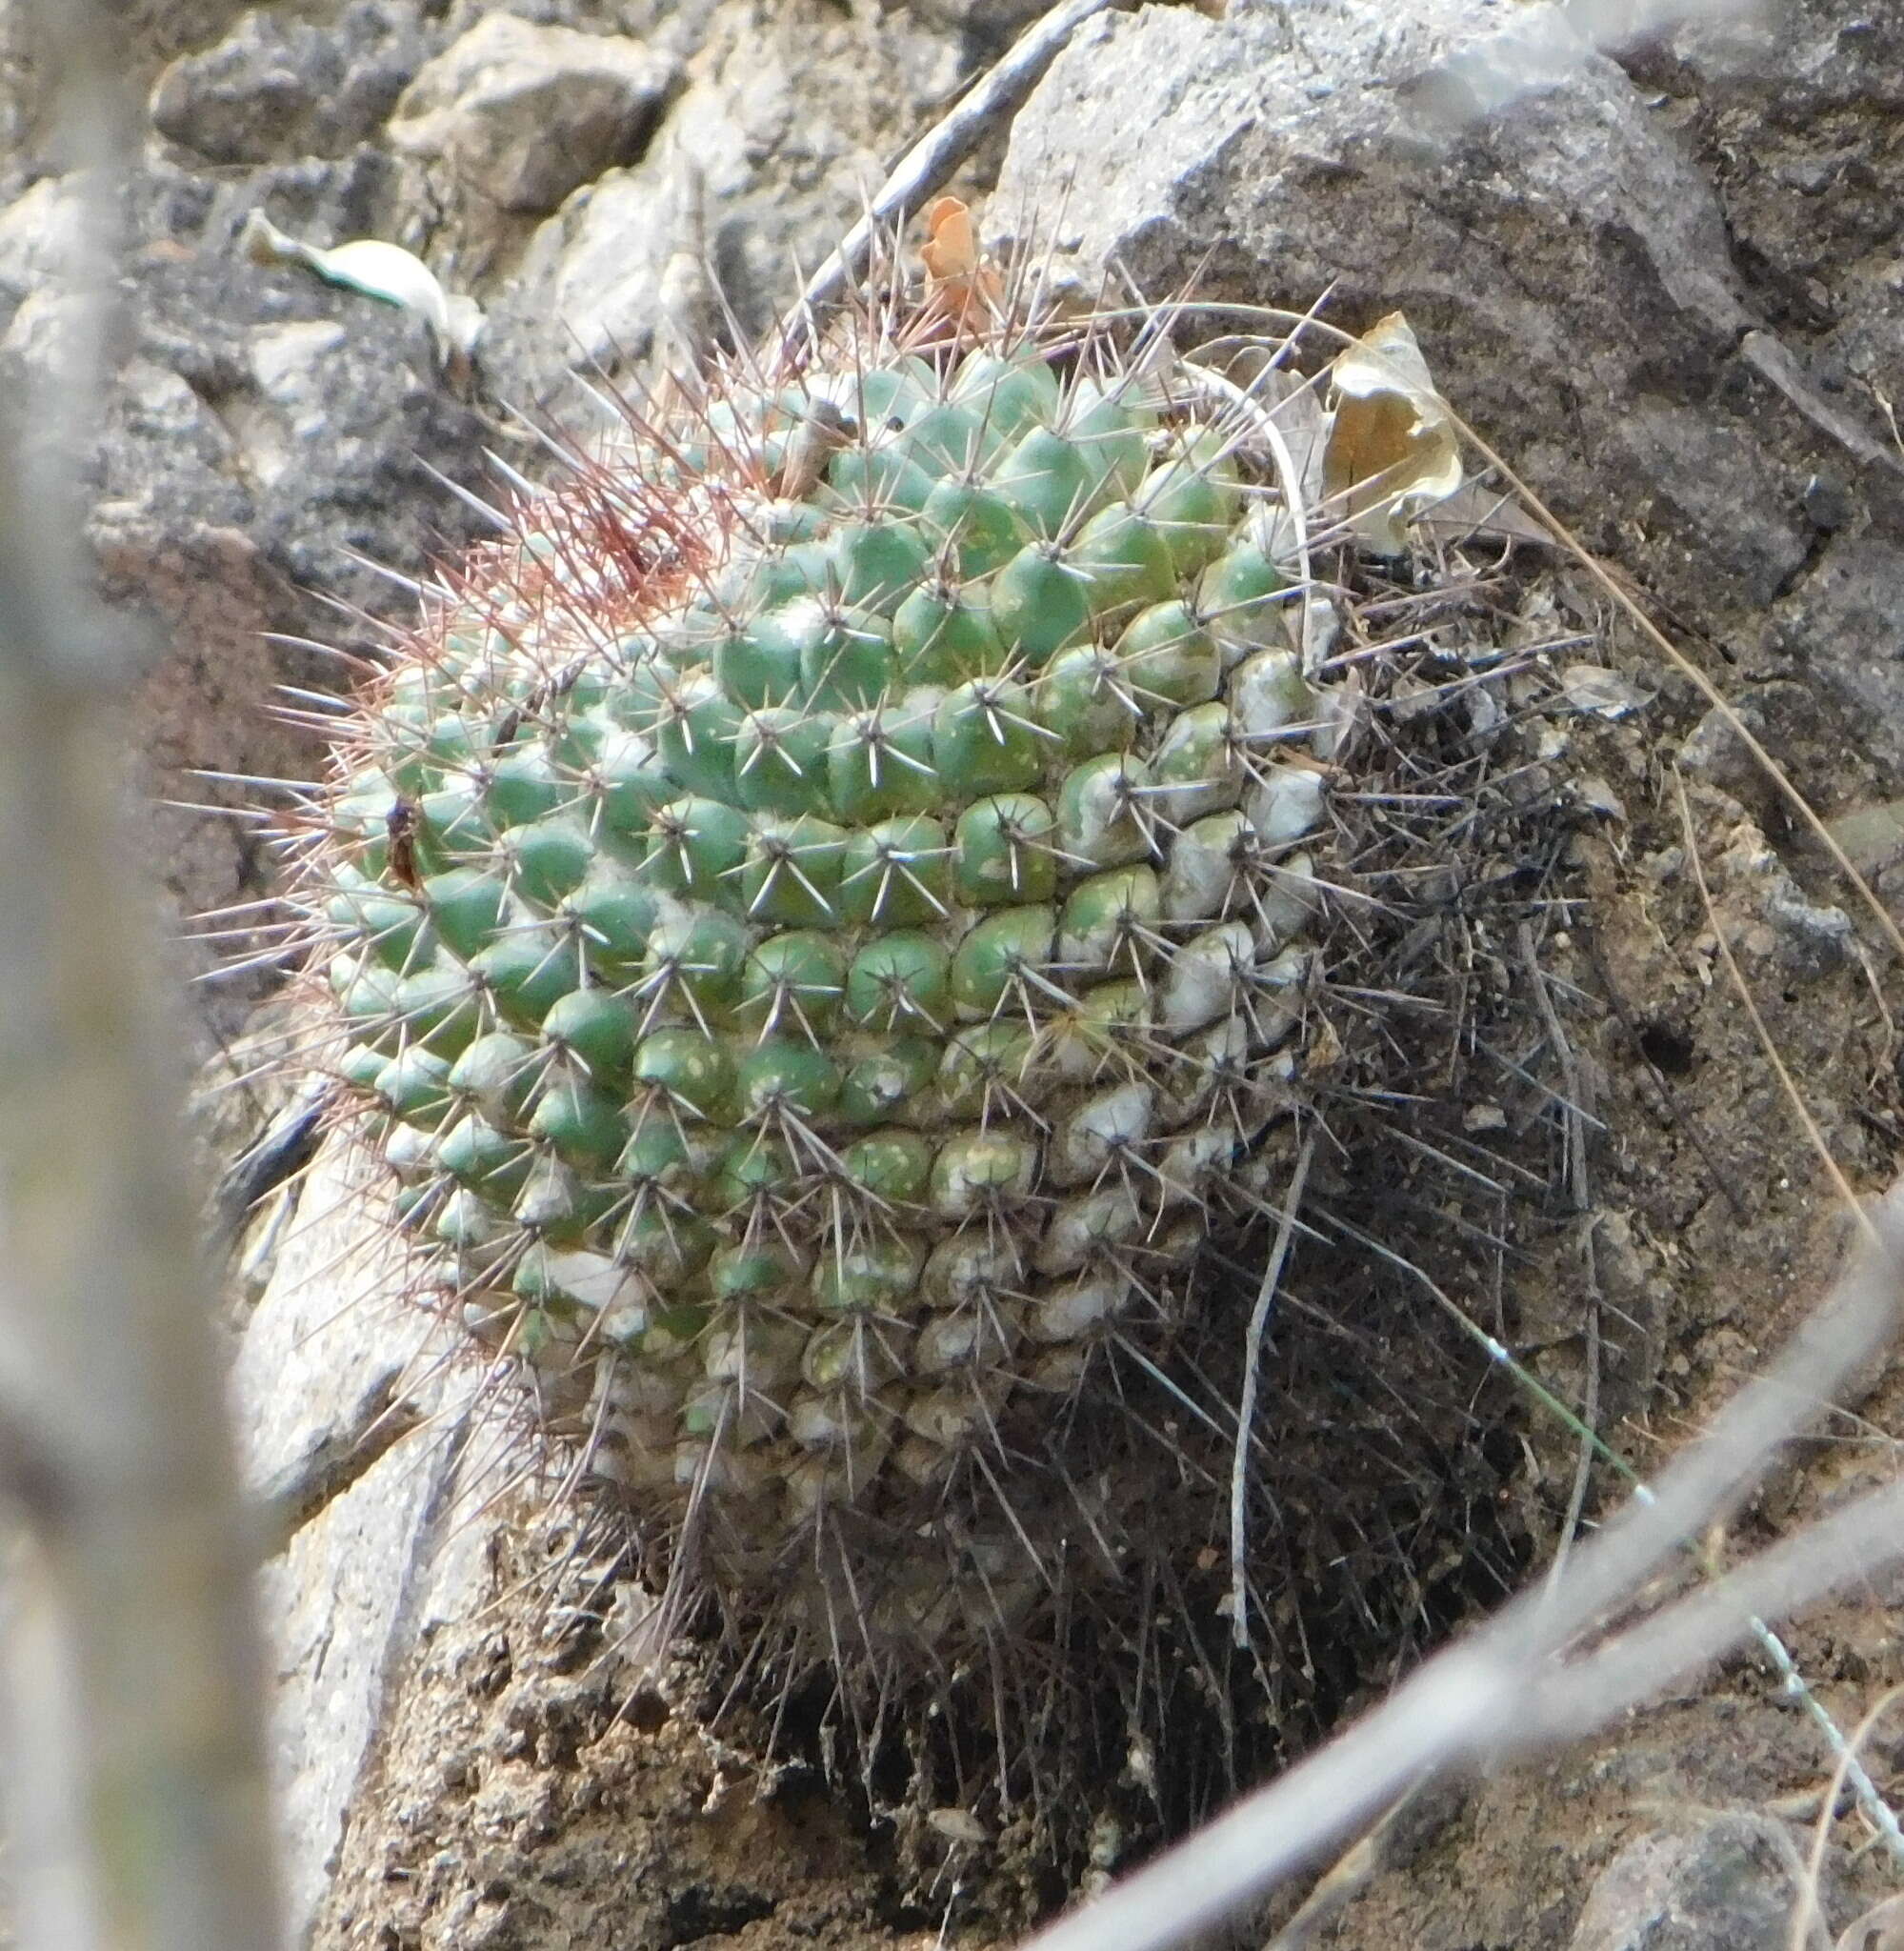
xmin=1674 ymin=771 xmax=1873 ymax=1238
xmin=1792 ymin=1685 xmax=1904 ymax=1951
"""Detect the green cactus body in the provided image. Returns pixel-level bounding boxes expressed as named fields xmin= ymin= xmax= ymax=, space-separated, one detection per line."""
xmin=309 ymin=315 xmax=1327 ymax=1597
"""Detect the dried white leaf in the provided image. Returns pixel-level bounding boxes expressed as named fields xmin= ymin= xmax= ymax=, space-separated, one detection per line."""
xmin=1322 ymin=312 xmax=1464 ymax=553
xmin=1560 ymin=662 xmax=1649 ymax=719
xmin=1416 ymin=478 xmax=1554 ymax=549
xmin=927 ymin=1807 xmax=990 ymax=1846
xmin=240 ymin=209 xmax=483 ymax=368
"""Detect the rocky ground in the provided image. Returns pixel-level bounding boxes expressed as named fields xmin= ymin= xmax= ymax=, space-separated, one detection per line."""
xmin=4 ymin=1 xmax=1904 ymax=1947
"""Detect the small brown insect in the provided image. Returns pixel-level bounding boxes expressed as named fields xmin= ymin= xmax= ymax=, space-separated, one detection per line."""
xmin=772 ymin=397 xmax=855 ymax=500
xmin=385 ymin=797 xmax=421 ymax=890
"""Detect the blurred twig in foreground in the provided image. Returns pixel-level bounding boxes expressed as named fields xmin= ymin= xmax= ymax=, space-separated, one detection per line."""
xmin=1021 ymin=1192 xmax=1904 ymax=1951
xmin=0 ymin=4 xmax=281 ymax=1948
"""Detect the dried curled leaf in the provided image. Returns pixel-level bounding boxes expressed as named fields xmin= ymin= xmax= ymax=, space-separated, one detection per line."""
xmin=240 ymin=209 xmax=483 ymax=370
xmin=1322 ymin=312 xmax=1463 ymax=553
xmin=919 ymin=194 xmax=1002 ymax=323
xmin=920 ymin=194 xmax=981 ymax=285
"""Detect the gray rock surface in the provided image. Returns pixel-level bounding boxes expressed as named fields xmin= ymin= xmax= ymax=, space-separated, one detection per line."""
xmin=1568 ymin=1813 xmax=1837 ymax=1951
xmin=993 ymin=0 xmax=1904 ymax=780
xmin=472 ymin=3 xmax=970 ymax=411
xmin=388 ymin=13 xmax=681 ymax=215
xmin=0 ymin=159 xmax=491 ymax=1037
xmin=117 ymin=230 xmax=489 ymax=1023
xmin=233 ymin=1146 xmax=496 ymax=1950
xmin=150 ymin=3 xmax=429 ymax=166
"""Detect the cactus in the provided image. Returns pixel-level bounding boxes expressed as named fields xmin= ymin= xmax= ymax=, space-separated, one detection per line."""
xmin=297 ymin=241 xmax=1386 ymax=1646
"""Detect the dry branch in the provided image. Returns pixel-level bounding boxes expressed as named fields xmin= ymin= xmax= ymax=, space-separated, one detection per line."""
xmin=787 ymin=0 xmax=1130 ymax=335
xmin=1020 ymin=1192 xmax=1904 ymax=1951
xmin=0 ymin=4 xmax=281 ymax=1947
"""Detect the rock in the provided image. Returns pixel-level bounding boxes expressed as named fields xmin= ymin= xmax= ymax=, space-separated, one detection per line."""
xmin=895 ymin=0 xmax=1052 ymax=39
xmin=233 ymin=1145 xmax=496 ymax=1950
xmin=0 ymin=172 xmax=90 ymax=311
xmin=993 ymin=0 xmax=1904 ymax=777
xmin=388 ymin=13 xmax=681 ymax=215
xmin=1765 ymin=531 xmax=1904 ymax=765
xmin=473 ymin=6 xmax=969 ymax=412
xmin=1759 ymin=879 xmax=1855 ymax=977
xmin=150 ymin=3 xmax=429 ymax=166
xmin=1698 ymin=812 xmax=1856 ymax=979
xmin=495 ymin=147 xmax=705 ymax=395
xmin=1568 ymin=1813 xmax=1840 ymax=1950
xmin=1677 ymin=680 xmax=1820 ymax=820
xmin=0 ymin=163 xmax=494 ymax=1043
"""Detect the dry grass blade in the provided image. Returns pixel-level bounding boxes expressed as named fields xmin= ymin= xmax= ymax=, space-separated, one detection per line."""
xmin=1674 ymin=772 xmax=1873 ymax=1237
xmin=1793 ymin=1685 xmax=1904 ymax=1951
xmin=0 ymin=3 xmax=282 ymax=1947
xmin=1230 ymin=1136 xmax=1313 ymax=1646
